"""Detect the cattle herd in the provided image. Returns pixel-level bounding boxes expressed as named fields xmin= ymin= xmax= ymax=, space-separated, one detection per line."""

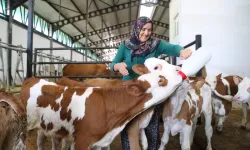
xmin=0 ymin=57 xmax=250 ymax=150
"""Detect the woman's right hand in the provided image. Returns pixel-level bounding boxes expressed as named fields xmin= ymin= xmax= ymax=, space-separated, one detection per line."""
xmin=114 ymin=62 xmax=129 ymax=76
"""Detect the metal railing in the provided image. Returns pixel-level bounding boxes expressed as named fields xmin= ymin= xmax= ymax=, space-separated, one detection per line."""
xmin=32 ymin=47 xmax=122 ymax=79
xmin=0 ymin=38 xmax=73 ymax=90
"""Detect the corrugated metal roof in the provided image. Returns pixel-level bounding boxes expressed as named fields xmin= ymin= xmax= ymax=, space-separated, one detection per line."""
xmin=26 ymin=0 xmax=170 ymax=60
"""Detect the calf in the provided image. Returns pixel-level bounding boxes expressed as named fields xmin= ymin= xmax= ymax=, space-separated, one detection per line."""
xmin=20 ymin=62 xmax=183 ymax=150
xmin=206 ymin=74 xmax=242 ymax=131
xmin=159 ymin=77 xmax=213 ymax=150
xmin=0 ymin=89 xmax=26 ymax=150
xmin=233 ymin=76 xmax=250 ymax=128
xmin=62 ymin=64 xmax=119 ymax=79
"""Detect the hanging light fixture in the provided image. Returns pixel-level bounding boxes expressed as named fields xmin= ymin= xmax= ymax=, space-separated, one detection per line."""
xmin=141 ymin=0 xmax=158 ymax=7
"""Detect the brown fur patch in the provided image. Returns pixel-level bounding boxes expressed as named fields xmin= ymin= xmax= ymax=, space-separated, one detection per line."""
xmin=221 ymin=99 xmax=232 ymax=115
xmin=224 ymin=76 xmax=242 ymax=96
xmin=216 ymin=75 xmax=243 ymax=96
xmin=37 ymin=85 xmax=65 ymax=112
xmin=177 ymin=100 xmax=196 ymax=125
xmin=47 ymin=122 xmax=53 ymax=131
xmin=20 ymin=77 xmax=40 ymax=107
xmin=63 ymin=64 xmax=115 ymax=77
xmin=162 ymin=98 xmax=173 ymax=118
xmin=40 ymin=116 xmax=46 ymax=130
xmin=56 ymin=77 xmax=83 ymax=87
xmin=55 ymin=127 xmax=69 ymax=138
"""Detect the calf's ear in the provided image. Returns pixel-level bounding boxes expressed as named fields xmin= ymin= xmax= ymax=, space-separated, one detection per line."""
xmin=233 ymin=76 xmax=242 ymax=85
xmin=126 ymin=83 xmax=144 ymax=96
xmin=216 ymin=73 xmax=222 ymax=80
xmin=132 ymin=64 xmax=150 ymax=75
xmin=247 ymin=87 xmax=250 ymax=93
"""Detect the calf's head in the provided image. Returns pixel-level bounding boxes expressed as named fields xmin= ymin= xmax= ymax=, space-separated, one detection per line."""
xmin=132 ymin=58 xmax=183 ymax=108
xmin=0 ymin=90 xmax=26 ymax=150
xmin=233 ymin=77 xmax=250 ymax=103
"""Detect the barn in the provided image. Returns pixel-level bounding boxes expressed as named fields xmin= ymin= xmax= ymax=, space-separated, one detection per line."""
xmin=0 ymin=0 xmax=250 ymax=149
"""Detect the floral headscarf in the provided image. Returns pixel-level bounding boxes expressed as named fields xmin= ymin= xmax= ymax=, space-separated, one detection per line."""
xmin=124 ymin=16 xmax=160 ymax=59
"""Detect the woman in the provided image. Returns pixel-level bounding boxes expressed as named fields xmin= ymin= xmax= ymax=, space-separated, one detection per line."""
xmin=110 ymin=16 xmax=192 ymax=150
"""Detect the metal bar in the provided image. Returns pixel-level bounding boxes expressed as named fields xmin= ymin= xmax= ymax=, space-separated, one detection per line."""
xmin=0 ymin=44 xmax=26 ymax=52
xmin=35 ymin=75 xmax=122 ymax=78
xmin=70 ymin=0 xmax=108 ymax=47
xmin=129 ymin=0 xmax=131 ymax=34
xmin=35 ymin=47 xmax=119 ymax=50
xmin=101 ymin=18 xmax=103 ymax=47
xmin=49 ymin=25 xmax=53 ymax=55
xmin=70 ymin=49 xmax=73 ymax=61
xmin=33 ymin=49 xmax=37 ymax=76
xmin=115 ymin=0 xmax=120 ymax=5
xmin=46 ymin=1 xmax=97 ymax=48
xmin=26 ymin=0 xmax=34 ymax=78
xmin=153 ymin=4 xmax=168 ymax=32
xmin=99 ymin=0 xmax=112 ymax=7
xmin=85 ymin=0 xmax=88 ymax=61
xmin=0 ymin=41 xmax=26 ymax=48
xmin=7 ymin=0 xmax=13 ymax=86
xmin=195 ymin=35 xmax=202 ymax=49
xmin=10 ymin=0 xmax=27 ymax=10
xmin=195 ymin=34 xmax=202 ymax=76
xmin=112 ymin=0 xmax=122 ymax=42
xmin=93 ymin=0 xmax=112 ymax=39
xmin=32 ymin=54 xmax=70 ymax=62
xmin=183 ymin=41 xmax=195 ymax=49
xmin=42 ymin=0 xmax=80 ymax=13
xmin=32 ymin=61 xmax=112 ymax=64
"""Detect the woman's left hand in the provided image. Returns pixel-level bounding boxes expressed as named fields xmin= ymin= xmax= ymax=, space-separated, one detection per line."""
xmin=180 ymin=48 xmax=192 ymax=60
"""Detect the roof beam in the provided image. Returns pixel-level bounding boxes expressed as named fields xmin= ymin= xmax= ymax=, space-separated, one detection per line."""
xmin=44 ymin=1 xmax=98 ymax=55
xmin=87 ymin=33 xmax=169 ymax=47
xmin=92 ymin=0 xmax=111 ymax=45
xmin=112 ymin=0 xmax=122 ymax=42
xmin=129 ymin=0 xmax=132 ymax=34
xmin=10 ymin=0 xmax=27 ymax=10
xmin=72 ymin=20 xmax=169 ymax=42
xmin=70 ymin=0 xmax=108 ymax=47
xmin=52 ymin=0 xmax=169 ymax=30
xmin=153 ymin=1 xmax=169 ymax=32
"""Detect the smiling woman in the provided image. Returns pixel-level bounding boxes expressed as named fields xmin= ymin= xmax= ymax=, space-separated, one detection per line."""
xmin=109 ymin=16 xmax=193 ymax=150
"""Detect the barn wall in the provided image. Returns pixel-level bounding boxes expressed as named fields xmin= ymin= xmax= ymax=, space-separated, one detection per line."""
xmin=170 ymin=0 xmax=250 ymax=108
xmin=169 ymin=0 xmax=180 ymax=45
xmin=177 ymin=0 xmax=250 ymax=77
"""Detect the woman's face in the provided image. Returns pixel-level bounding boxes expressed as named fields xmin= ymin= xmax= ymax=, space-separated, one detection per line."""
xmin=139 ymin=22 xmax=152 ymax=42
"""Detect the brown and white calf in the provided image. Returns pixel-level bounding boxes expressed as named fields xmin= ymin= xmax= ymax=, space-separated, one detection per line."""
xmin=56 ymin=77 xmax=154 ymax=150
xmin=20 ymin=61 xmax=183 ymax=150
xmin=159 ymin=77 xmax=213 ymax=150
xmin=206 ymin=74 xmax=242 ymax=131
xmin=0 ymin=89 xmax=26 ymax=150
xmin=233 ymin=76 xmax=250 ymax=128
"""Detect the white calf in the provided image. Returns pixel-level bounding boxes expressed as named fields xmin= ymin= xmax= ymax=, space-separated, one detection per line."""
xmin=233 ymin=77 xmax=250 ymax=128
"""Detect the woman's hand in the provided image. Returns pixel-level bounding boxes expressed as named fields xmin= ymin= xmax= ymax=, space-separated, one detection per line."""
xmin=114 ymin=62 xmax=129 ymax=76
xmin=180 ymin=48 xmax=192 ymax=60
